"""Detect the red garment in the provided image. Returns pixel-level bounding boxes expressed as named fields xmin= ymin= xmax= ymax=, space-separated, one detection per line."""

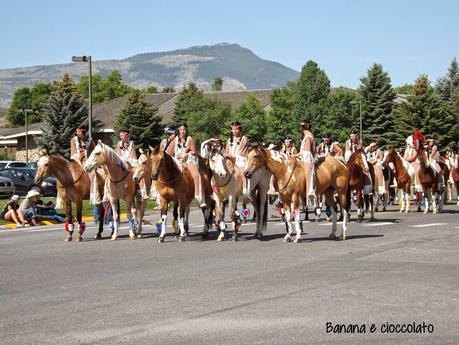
xmin=413 ymin=130 xmax=425 ymax=154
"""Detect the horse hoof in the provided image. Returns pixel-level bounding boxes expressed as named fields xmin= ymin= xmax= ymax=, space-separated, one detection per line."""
xmin=178 ymin=236 xmax=185 ymax=242
xmin=282 ymin=237 xmax=292 ymax=243
xmin=382 ymin=207 xmax=386 ymax=212
xmin=232 ymin=236 xmax=239 ymax=242
xmin=217 ymin=236 xmax=225 ymax=242
xmin=158 ymin=237 xmax=165 ymax=243
xmin=254 ymin=233 xmax=263 ymax=240
xmin=423 ymin=210 xmax=428 ymax=214
xmin=328 ymin=234 xmax=337 ymax=240
xmin=76 ymin=235 xmax=82 ymax=242
xmin=370 ymin=217 xmax=375 ymax=222
xmin=130 ymin=236 xmax=136 ymax=240
xmin=340 ymin=233 xmax=347 ymax=241
xmin=65 ymin=236 xmax=72 ymax=242
xmin=94 ymin=233 xmax=102 ymax=240
xmin=375 ymin=207 xmax=379 ymax=212
xmin=111 ymin=236 xmax=118 ymax=241
xmin=137 ymin=234 xmax=142 ymax=239
xmin=294 ymin=238 xmax=302 ymax=243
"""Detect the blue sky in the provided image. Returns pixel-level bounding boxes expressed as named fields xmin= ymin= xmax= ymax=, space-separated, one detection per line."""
xmin=1 ymin=0 xmax=458 ymax=88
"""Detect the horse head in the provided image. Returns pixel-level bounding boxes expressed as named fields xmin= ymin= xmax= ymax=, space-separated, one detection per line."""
xmin=149 ymin=145 xmax=165 ymax=180
xmin=244 ymin=146 xmax=267 ymax=178
xmin=83 ymin=141 xmax=105 ymax=173
xmin=382 ymin=146 xmax=395 ymax=165
xmin=35 ymin=151 xmax=51 ymax=185
xmin=208 ymin=148 xmax=227 ymax=178
xmin=133 ymin=151 xmax=151 ymax=183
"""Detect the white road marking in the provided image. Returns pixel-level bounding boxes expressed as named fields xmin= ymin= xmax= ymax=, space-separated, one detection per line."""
xmin=364 ymin=222 xmax=396 ymax=227
xmin=409 ymin=223 xmax=448 ymax=228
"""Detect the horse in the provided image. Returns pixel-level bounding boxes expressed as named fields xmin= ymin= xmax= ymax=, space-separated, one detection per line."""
xmin=244 ymin=146 xmax=349 ymax=242
xmin=208 ymin=148 xmax=245 ymax=241
xmin=34 ymin=151 xmax=106 ymax=241
xmin=133 ymin=151 xmax=182 ymax=234
xmin=418 ymin=148 xmax=440 ymax=213
xmin=83 ymin=141 xmax=144 ymax=240
xmin=147 ymin=146 xmax=214 ymax=243
xmin=346 ymin=149 xmax=375 ymax=222
xmin=452 ymin=155 xmax=459 ymax=205
xmin=245 ymin=165 xmax=271 ymax=239
xmin=382 ymin=146 xmax=412 ymax=212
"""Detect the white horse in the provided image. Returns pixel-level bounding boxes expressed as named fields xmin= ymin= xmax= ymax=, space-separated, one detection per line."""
xmin=83 ymin=141 xmax=144 ymax=240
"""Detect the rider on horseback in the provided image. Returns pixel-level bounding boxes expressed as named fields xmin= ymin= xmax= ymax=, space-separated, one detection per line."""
xmin=316 ymin=133 xmax=344 ymax=160
xmin=344 ymin=130 xmax=360 ymax=163
xmin=167 ymin=123 xmax=207 ymax=208
xmin=281 ymin=136 xmax=298 ymax=157
xmin=70 ymin=125 xmax=99 ymax=204
xmin=300 ymin=121 xmax=316 ymax=205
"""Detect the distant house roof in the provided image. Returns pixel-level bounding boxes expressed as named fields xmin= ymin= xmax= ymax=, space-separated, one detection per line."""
xmin=0 ymin=89 xmax=274 ymax=139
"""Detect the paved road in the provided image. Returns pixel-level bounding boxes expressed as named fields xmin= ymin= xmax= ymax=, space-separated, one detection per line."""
xmin=1 ymin=204 xmax=458 ymax=345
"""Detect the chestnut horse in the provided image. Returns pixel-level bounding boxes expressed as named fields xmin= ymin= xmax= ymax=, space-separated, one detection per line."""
xmin=418 ymin=148 xmax=441 ymax=213
xmin=383 ymin=146 xmax=412 ymax=212
xmin=34 ymin=151 xmax=105 ymax=241
xmin=244 ymin=147 xmax=349 ymax=242
xmin=346 ymin=149 xmax=375 ymax=221
xmin=84 ymin=142 xmax=144 ymax=240
xmin=148 ymin=146 xmax=214 ymax=242
xmin=452 ymin=155 xmax=459 ymax=205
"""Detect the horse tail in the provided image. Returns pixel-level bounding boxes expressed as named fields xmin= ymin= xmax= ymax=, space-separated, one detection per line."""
xmin=55 ymin=191 xmax=63 ymax=209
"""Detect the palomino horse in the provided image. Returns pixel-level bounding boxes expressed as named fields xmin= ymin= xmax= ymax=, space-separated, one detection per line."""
xmin=34 ymin=151 xmax=105 ymax=241
xmin=208 ymin=148 xmax=271 ymax=241
xmin=148 ymin=146 xmax=214 ymax=242
xmin=244 ymin=147 xmax=349 ymax=242
xmin=346 ymin=149 xmax=375 ymax=221
xmin=208 ymin=148 xmax=244 ymax=241
xmin=418 ymin=148 xmax=441 ymax=213
xmin=83 ymin=142 xmax=144 ymax=240
xmin=452 ymin=155 xmax=459 ymax=205
xmin=383 ymin=146 xmax=412 ymax=212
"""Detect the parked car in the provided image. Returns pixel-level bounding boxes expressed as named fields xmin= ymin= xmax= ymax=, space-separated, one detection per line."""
xmin=0 ymin=168 xmax=57 ymax=197
xmin=0 ymin=161 xmax=28 ymax=169
xmin=0 ymin=176 xmax=15 ymax=198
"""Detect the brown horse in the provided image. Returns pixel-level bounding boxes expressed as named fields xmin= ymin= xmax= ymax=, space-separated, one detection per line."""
xmin=147 ymin=146 xmax=214 ymax=242
xmin=418 ymin=148 xmax=440 ymax=213
xmin=34 ymin=151 xmax=105 ymax=241
xmin=84 ymin=142 xmax=144 ymax=240
xmin=244 ymin=147 xmax=349 ymax=242
xmin=383 ymin=146 xmax=412 ymax=212
xmin=346 ymin=149 xmax=375 ymax=221
xmin=452 ymin=155 xmax=459 ymax=205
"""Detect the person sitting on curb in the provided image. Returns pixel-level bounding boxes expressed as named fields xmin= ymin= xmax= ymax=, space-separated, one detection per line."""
xmin=1 ymin=194 xmax=28 ymax=227
xmin=35 ymin=197 xmax=65 ymax=223
xmin=18 ymin=189 xmax=42 ymax=226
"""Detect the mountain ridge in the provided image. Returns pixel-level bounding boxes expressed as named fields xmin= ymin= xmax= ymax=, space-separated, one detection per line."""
xmin=0 ymin=43 xmax=299 ymax=107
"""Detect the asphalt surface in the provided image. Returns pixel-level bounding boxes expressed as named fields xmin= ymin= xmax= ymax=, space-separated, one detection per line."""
xmin=1 ymin=203 xmax=458 ymax=345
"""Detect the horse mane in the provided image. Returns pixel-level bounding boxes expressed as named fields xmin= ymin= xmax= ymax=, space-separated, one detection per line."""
xmin=100 ymin=143 xmax=129 ymax=171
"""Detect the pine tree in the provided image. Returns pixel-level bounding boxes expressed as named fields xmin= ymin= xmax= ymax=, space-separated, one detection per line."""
xmin=266 ymin=81 xmax=299 ymax=145
xmin=436 ymin=58 xmax=459 ymax=101
xmin=170 ymin=83 xmax=202 ymax=127
xmin=324 ymin=88 xmax=359 ymax=143
xmin=230 ymin=93 xmax=267 ymax=143
xmin=393 ymin=74 xmax=457 ymax=148
xmin=359 ymin=63 xmax=396 ymax=145
xmin=212 ymin=77 xmax=223 ymax=91
xmin=292 ymin=60 xmax=330 ymax=133
xmin=113 ymin=90 xmax=163 ymax=149
xmin=36 ymin=74 xmax=88 ymax=156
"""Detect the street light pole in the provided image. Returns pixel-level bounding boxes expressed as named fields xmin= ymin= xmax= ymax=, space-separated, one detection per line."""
xmin=71 ymin=55 xmax=92 ymax=138
xmin=359 ymin=100 xmax=362 ymax=141
xmin=18 ymin=109 xmax=32 ymax=163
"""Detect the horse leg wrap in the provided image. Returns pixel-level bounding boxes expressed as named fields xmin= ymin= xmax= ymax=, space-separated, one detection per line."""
xmin=129 ymin=218 xmax=136 ymax=231
xmin=67 ymin=223 xmax=74 ymax=234
xmin=78 ymin=222 xmax=86 ymax=235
